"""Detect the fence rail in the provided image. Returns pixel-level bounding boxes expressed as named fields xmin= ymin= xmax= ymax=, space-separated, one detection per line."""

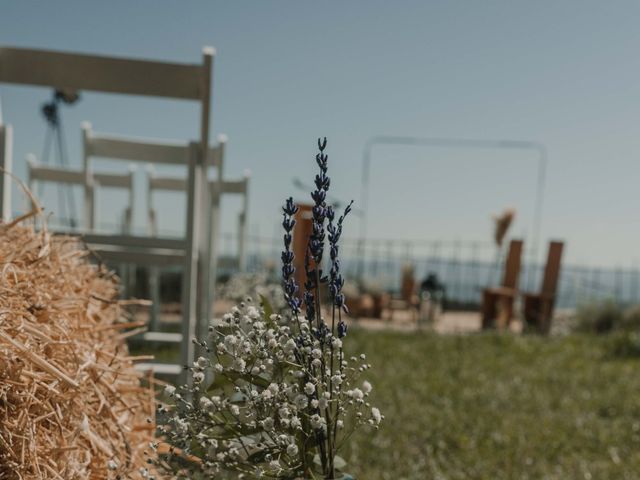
xmin=43 ymin=220 xmax=640 ymax=310
xmin=233 ymin=234 xmax=640 ymax=310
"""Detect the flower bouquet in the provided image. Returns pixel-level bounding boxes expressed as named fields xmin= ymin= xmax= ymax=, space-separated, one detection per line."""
xmin=156 ymin=139 xmax=382 ymax=479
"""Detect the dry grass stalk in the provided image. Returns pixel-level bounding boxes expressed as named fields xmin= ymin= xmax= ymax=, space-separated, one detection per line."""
xmin=492 ymin=208 xmax=516 ymax=247
xmin=0 ymin=218 xmax=158 ymax=479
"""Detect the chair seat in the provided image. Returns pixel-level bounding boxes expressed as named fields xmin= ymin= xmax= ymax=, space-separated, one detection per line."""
xmin=522 ymin=292 xmax=556 ymax=302
xmin=484 ymin=286 xmax=517 ymax=298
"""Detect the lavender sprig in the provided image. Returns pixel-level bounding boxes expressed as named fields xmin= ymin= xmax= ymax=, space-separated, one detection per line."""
xmin=327 ymin=200 xmax=353 ymax=337
xmin=282 ymin=197 xmax=300 ymax=313
xmin=303 ymin=138 xmax=331 ymax=330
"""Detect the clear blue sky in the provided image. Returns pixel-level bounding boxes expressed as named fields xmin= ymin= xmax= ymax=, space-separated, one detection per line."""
xmin=1 ymin=1 xmax=640 ymax=267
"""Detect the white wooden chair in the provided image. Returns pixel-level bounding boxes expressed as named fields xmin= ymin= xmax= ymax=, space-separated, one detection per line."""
xmin=146 ymin=151 xmax=250 ymax=330
xmin=83 ymin=123 xmax=225 ymax=337
xmin=0 ymin=46 xmax=215 ymax=381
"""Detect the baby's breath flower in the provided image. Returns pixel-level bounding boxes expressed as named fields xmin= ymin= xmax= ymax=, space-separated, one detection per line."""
xmin=310 ymin=414 xmax=326 ymax=431
xmin=199 ymin=396 xmax=213 ymax=410
xmin=371 ymin=407 xmax=382 ymax=425
xmin=164 ymin=385 xmax=176 ymax=397
xmin=261 ymin=417 xmax=275 ymax=431
xmin=349 ymin=388 xmax=364 ymax=401
xmin=196 ymin=356 xmax=208 ymax=368
xmin=294 ymin=394 xmax=308 ymax=410
xmin=232 ymin=358 xmax=246 ymax=372
xmin=291 ymin=416 xmax=301 ymax=429
xmin=286 ymin=443 xmax=299 ymax=456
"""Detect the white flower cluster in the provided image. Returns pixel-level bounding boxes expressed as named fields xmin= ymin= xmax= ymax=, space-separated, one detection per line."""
xmin=156 ymin=298 xmax=382 ymax=478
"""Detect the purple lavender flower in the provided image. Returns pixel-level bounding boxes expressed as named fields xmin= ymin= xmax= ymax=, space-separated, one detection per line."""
xmin=281 ymin=196 xmax=300 ymax=313
xmin=327 ymin=201 xmax=353 ymax=337
xmin=280 ymin=138 xmax=353 ymax=336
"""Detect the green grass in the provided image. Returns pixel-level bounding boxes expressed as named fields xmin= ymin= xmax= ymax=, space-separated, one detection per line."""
xmin=134 ymin=330 xmax=640 ymax=479
xmin=343 ymin=329 xmax=640 ymax=480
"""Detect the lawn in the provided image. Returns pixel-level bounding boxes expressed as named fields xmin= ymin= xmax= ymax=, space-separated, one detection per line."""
xmin=138 ymin=329 xmax=640 ymax=479
xmin=343 ymin=329 xmax=640 ymax=480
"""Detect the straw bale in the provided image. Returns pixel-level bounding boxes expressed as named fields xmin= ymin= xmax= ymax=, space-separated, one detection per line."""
xmin=0 ymin=221 xmax=157 ymax=479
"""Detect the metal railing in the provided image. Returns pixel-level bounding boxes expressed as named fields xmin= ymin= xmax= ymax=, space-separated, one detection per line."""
xmin=231 ymin=234 xmax=640 ymax=310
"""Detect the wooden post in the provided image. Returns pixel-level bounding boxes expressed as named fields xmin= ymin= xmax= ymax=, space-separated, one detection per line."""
xmin=0 ymin=123 xmax=12 ymax=222
xmin=203 ymin=134 xmax=225 ymax=334
xmin=238 ymin=172 xmax=250 ymax=272
xmin=81 ymin=122 xmax=94 ymax=230
xmin=293 ymin=204 xmax=314 ymax=296
xmin=181 ymin=143 xmax=202 ymax=384
xmin=194 ymin=46 xmax=214 ymax=347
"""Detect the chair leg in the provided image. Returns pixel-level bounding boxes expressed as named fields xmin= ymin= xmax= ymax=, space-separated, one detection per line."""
xmin=496 ymin=297 xmax=513 ymax=330
xmin=538 ymin=300 xmax=553 ymax=335
xmin=481 ymin=291 xmax=497 ymax=329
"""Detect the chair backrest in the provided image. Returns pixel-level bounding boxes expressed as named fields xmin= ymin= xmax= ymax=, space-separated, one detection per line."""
xmin=501 ymin=239 xmax=523 ymax=289
xmin=400 ymin=264 xmax=416 ymax=301
xmin=82 ymin=123 xmax=223 ymax=168
xmin=26 ymin=155 xmax=135 ymax=232
xmin=82 ymin=123 xmax=224 ymax=231
xmin=540 ymin=241 xmax=564 ymax=297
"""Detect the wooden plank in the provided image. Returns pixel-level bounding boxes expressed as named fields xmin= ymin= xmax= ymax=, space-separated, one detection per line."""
xmin=90 ymin=247 xmax=185 ymax=266
xmin=140 ymin=332 xmax=183 ymax=343
xmin=0 ymin=46 xmax=207 ymax=100
xmin=195 ymin=49 xmax=213 ymax=349
xmin=216 ymin=179 xmax=247 ymax=195
xmin=150 ymin=176 xmax=247 ymax=194
xmin=86 ymin=135 xmax=191 ymax=165
xmin=180 ymin=143 xmax=202 ymax=386
xmin=94 ymin=172 xmax=134 ymax=189
xmin=81 ymin=232 xmax=186 ymax=250
xmin=541 ymin=241 xmax=564 ymax=296
xmin=28 ymin=162 xmax=84 ymax=184
xmin=502 ymin=239 xmax=523 ymax=289
xmin=29 ymin=162 xmax=133 ymax=189
xmin=86 ymin=131 xmax=221 ymax=167
xmin=134 ymin=362 xmax=182 ymax=376
xmin=149 ymin=176 xmax=187 ymax=192
xmin=0 ymin=124 xmax=12 ymax=222
xmin=238 ymin=175 xmax=249 ymax=272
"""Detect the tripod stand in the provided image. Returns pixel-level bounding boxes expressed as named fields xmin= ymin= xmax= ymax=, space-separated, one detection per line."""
xmin=40 ymin=89 xmax=80 ymax=228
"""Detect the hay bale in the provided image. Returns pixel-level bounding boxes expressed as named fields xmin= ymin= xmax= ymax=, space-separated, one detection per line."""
xmin=0 ymin=221 xmax=157 ymax=479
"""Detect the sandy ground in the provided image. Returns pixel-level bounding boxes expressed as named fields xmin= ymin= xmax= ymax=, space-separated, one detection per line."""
xmin=348 ymin=310 xmax=494 ymax=334
xmin=142 ymin=300 xmax=573 ymax=335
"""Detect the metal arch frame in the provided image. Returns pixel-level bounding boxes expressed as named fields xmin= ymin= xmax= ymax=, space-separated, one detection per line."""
xmin=0 ymin=45 xmax=216 ymax=380
xmin=359 ymin=135 xmax=547 ymax=288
